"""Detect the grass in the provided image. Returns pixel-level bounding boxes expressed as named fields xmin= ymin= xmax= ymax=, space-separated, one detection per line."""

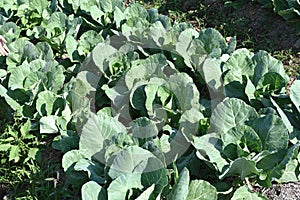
xmin=0 ymin=130 xmax=77 ymax=200
xmin=274 ymin=50 xmax=300 ymax=77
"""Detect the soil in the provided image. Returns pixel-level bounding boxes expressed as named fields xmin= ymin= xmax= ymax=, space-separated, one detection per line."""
xmin=254 ymin=182 xmax=300 ymax=200
xmin=181 ymin=0 xmax=299 ymax=52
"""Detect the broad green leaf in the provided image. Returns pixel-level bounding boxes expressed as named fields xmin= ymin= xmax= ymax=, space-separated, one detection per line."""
xmin=248 ymin=113 xmax=289 ymax=152
xmin=224 ymin=80 xmax=247 ymax=99
xmin=75 ymin=71 xmax=99 ymax=95
xmin=222 ymin=125 xmax=262 ymax=159
xmin=162 ymin=130 xmax=192 ymax=165
xmin=52 ymin=131 xmax=79 ymax=153
xmin=43 ymin=12 xmax=68 ymax=48
xmin=269 ymin=97 xmax=294 ymax=134
xmin=40 ymin=115 xmax=58 ymax=134
xmin=256 ymin=150 xmax=286 ymax=171
xmin=8 ymin=59 xmax=64 ymax=94
xmin=198 ymin=28 xmax=227 ymax=56
xmin=210 ymin=98 xmax=258 ymax=134
xmin=100 ymin=0 xmax=123 ymax=13
xmin=72 ymin=71 xmax=99 ymax=116
xmin=277 ymin=159 xmax=298 ymax=183
xmin=124 ymin=3 xmax=148 ymax=19
xmin=245 ymin=76 xmax=256 ymax=102
xmin=256 ymin=72 xmax=287 ymax=93
xmin=186 ymin=180 xmax=217 ymax=200
xmin=29 ymin=0 xmax=49 ymax=15
xmin=82 ymin=181 xmax=107 ymax=200
xmin=290 ymin=80 xmax=300 ymax=113
xmin=130 ymin=81 xmax=148 ymax=114
xmin=62 ymin=149 xmax=87 ymax=171
xmin=36 ymin=91 xmax=57 ymax=116
xmin=0 ymin=22 xmax=21 ymax=43
xmin=130 ymin=117 xmax=158 ymax=138
xmin=125 ymin=54 xmax=168 ymax=89
xmin=35 ymin=42 xmax=54 ymax=62
xmin=79 ymin=112 xmax=127 ymax=158
xmin=164 ymin=73 xmax=200 ymax=111
xmin=65 ymin=35 xmax=78 ymax=61
xmin=107 ymin=174 xmax=143 ymax=200
xmin=179 ymin=108 xmax=204 ymax=139
xmin=144 ymin=77 xmax=166 ymax=117
xmin=270 ymin=142 xmax=300 ymax=181
xmin=114 ymin=7 xmax=126 ymax=29
xmin=199 ymin=57 xmax=223 ymax=93
xmin=176 ymin=28 xmax=200 ymax=68
xmin=0 ymin=69 xmax=6 ymax=80
xmin=86 ymin=43 xmax=117 ymax=74
xmin=148 ymin=21 xmax=168 ymax=47
xmin=90 ymin=5 xmax=105 ymax=23
xmin=102 ymin=78 xmax=131 ymax=121
xmin=141 ymin=167 xmax=168 ymax=198
xmin=74 ymin=159 xmax=105 ymax=184
xmin=168 ymin=168 xmax=189 ymax=200
xmin=6 ymin=38 xmax=32 ymax=67
xmin=46 ymin=64 xmax=65 ymax=93
xmin=71 ymin=0 xmax=90 ymax=12
xmin=135 ymin=185 xmax=155 ymax=200
xmin=8 ymin=59 xmax=43 ymax=90
xmin=231 ymin=185 xmax=267 ymax=200
xmin=252 ymin=50 xmax=289 ymax=86
xmin=108 ymin=146 xmax=164 ymax=179
xmin=220 ymin=157 xmax=259 ymax=180
xmin=0 ymin=85 xmax=22 ymax=112
xmin=223 ymin=48 xmax=254 ymax=85
xmin=78 ymin=30 xmax=104 ymax=56
xmin=193 ymin=133 xmax=228 ymax=172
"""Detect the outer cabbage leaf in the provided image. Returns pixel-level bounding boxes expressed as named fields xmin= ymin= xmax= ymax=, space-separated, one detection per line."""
xmin=82 ymin=181 xmax=107 ymax=200
xmin=186 ymin=180 xmax=217 ymax=200
xmin=108 ymin=146 xmax=164 ymax=179
xmin=290 ymin=80 xmax=300 ymax=113
xmin=222 ymin=125 xmax=262 ymax=159
xmin=168 ymin=167 xmax=189 ymax=200
xmin=210 ymin=98 xmax=258 ymax=134
xmin=193 ymin=133 xmax=229 ymax=172
xmin=247 ymin=113 xmax=289 ymax=152
xmin=79 ymin=112 xmax=127 ymax=158
xmin=107 ymin=173 xmax=143 ymax=200
xmin=220 ymin=157 xmax=260 ymax=180
xmin=231 ymin=185 xmax=267 ymax=200
xmin=252 ymin=50 xmax=289 ymax=86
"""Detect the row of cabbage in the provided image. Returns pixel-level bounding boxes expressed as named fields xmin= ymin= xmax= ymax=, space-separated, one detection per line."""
xmin=1 ymin=0 xmax=300 ymax=199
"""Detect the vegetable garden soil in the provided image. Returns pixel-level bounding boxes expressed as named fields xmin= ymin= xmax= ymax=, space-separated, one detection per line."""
xmin=254 ymin=182 xmax=300 ymax=200
xmin=181 ymin=0 xmax=299 ymax=51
